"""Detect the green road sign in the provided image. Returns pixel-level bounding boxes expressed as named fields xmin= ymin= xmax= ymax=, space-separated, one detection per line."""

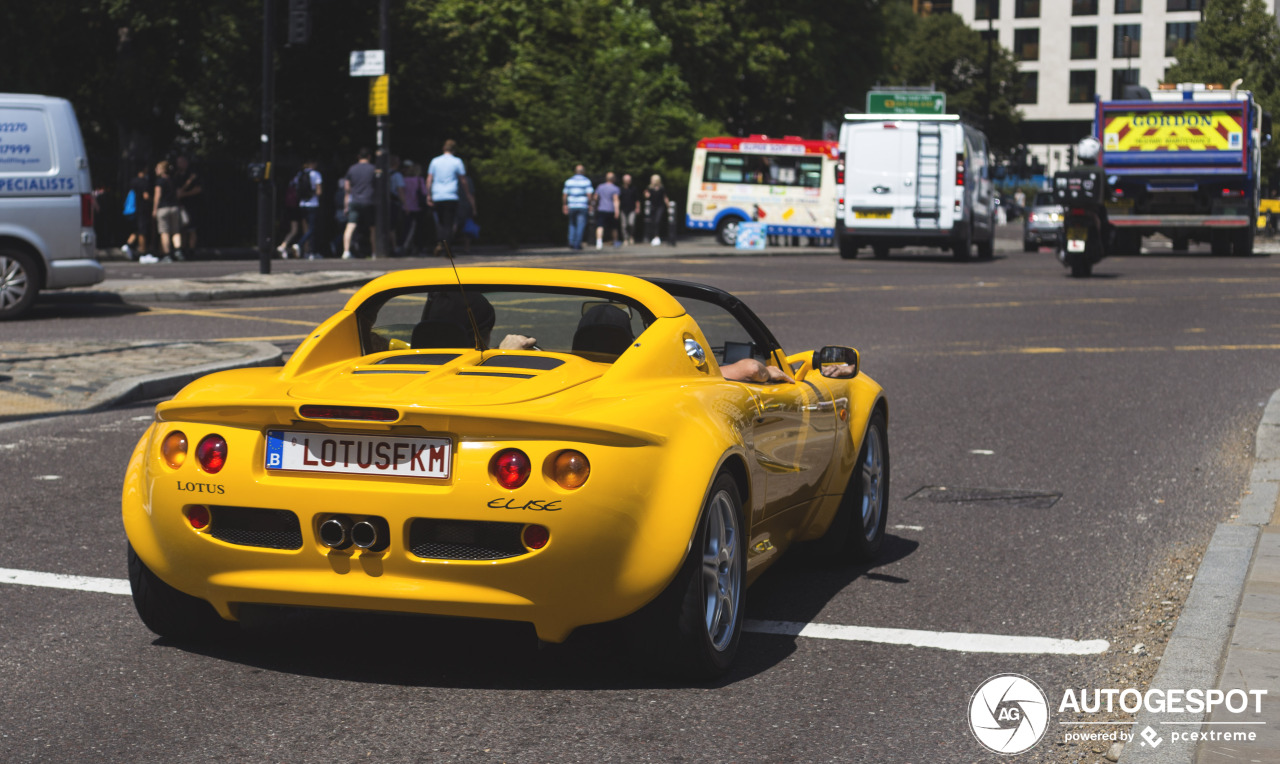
xmin=866 ymin=91 xmax=946 ymax=115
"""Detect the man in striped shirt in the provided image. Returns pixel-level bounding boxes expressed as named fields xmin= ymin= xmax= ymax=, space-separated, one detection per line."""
xmin=561 ymin=164 xmax=593 ymax=250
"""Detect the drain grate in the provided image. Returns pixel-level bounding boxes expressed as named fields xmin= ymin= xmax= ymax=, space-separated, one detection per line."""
xmin=906 ymin=486 xmax=1061 ymax=509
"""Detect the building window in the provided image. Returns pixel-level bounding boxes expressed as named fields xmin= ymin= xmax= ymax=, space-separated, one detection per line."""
xmin=1073 ymin=0 xmax=1098 ymax=13
xmin=976 ymin=0 xmax=1000 ymax=20
xmin=1015 ymin=0 xmax=1040 ymax=17
xmin=1014 ymin=28 xmax=1040 ymax=60
xmin=1070 ymin=70 xmax=1097 ymax=103
xmin=1111 ymin=68 xmax=1140 ymax=98
xmin=1114 ymin=24 xmax=1141 ymax=58
xmin=1166 ymin=0 xmax=1201 ymax=10
xmin=1071 ymin=26 xmax=1098 ymax=59
xmin=1019 ymin=72 xmax=1039 ymax=104
xmin=1115 ymin=0 xmax=1141 ymax=13
xmin=1166 ymin=21 xmax=1197 ymax=56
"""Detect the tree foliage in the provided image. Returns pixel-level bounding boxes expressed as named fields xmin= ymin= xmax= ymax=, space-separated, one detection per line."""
xmin=7 ymin=0 xmax=1011 ymax=244
xmin=1165 ymin=0 xmax=1280 ymax=177
xmin=877 ymin=3 xmax=1023 ymax=150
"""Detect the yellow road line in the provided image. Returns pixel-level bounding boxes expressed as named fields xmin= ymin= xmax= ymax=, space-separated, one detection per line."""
xmin=144 ymin=307 xmax=320 ymax=327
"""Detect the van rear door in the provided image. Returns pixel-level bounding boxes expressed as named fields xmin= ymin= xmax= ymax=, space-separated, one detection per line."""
xmin=843 ymin=121 xmax=917 ymax=228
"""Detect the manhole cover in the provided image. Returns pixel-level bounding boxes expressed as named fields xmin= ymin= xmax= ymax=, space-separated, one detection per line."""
xmin=906 ymin=486 xmax=1061 ymax=509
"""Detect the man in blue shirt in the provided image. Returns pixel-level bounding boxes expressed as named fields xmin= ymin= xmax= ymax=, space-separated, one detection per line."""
xmin=562 ymin=164 xmax=593 ymax=250
xmin=426 ymin=139 xmax=476 ymax=255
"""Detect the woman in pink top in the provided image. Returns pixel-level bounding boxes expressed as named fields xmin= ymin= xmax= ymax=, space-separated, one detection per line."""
xmin=399 ymin=160 xmax=428 ymax=256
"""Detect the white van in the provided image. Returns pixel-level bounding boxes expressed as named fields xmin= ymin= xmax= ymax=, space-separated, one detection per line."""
xmin=836 ymin=114 xmax=996 ymax=260
xmin=0 ymin=94 xmax=104 ymax=320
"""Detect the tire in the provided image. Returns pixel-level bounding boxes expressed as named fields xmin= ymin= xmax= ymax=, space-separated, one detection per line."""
xmin=1070 ymin=262 xmax=1092 ymax=278
xmin=1232 ymin=226 xmax=1255 ymax=257
xmin=1112 ymin=231 xmax=1141 ymax=256
xmin=1211 ymin=231 xmax=1231 ymax=257
xmin=1170 ymin=235 xmax=1189 ymax=252
xmin=807 ymin=408 xmax=890 ymax=564
xmin=848 ymin=410 xmax=890 ymax=562
xmin=631 ymin=472 xmax=745 ymax=679
xmin=838 ymin=236 xmax=859 ymax=260
xmin=976 ymin=235 xmax=994 ymax=260
xmin=952 ymin=223 xmax=972 ymax=260
xmin=128 ymin=543 xmax=234 ymax=641
xmin=1023 ymin=239 xmax=1037 ymax=253
xmin=716 ymin=216 xmax=743 ymax=247
xmin=872 ymin=244 xmax=890 ymax=259
xmin=0 ymin=248 xmax=42 ymax=321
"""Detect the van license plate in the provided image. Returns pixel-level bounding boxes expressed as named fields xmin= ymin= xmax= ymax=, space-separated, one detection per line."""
xmin=265 ymin=430 xmax=451 ymax=479
xmin=855 ymin=211 xmax=891 ymax=219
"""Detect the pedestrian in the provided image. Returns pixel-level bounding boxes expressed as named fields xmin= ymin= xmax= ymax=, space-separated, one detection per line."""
xmin=562 ymin=164 xmax=593 ymax=250
xmin=277 ymin=166 xmax=304 ymax=258
xmin=644 ymin=174 xmax=667 ymax=246
xmin=399 ymin=160 xmax=427 ymax=256
xmin=593 ymin=171 xmax=621 ymax=249
xmin=342 ymin=147 xmax=377 ymax=259
xmin=122 ymin=164 xmax=151 ymax=260
xmin=426 ymin=139 xmax=476 ymax=255
xmin=619 ymin=173 xmax=639 ymax=246
xmin=152 ymin=160 xmax=183 ymax=261
xmin=172 ymin=155 xmax=201 ymax=259
xmin=295 ymin=160 xmax=323 ymax=258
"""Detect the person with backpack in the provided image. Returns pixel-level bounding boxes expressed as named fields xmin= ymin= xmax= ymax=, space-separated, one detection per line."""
xmin=277 ymin=160 xmax=322 ymax=258
xmin=295 ymin=159 xmax=322 ymax=258
xmin=121 ymin=164 xmax=151 ymax=260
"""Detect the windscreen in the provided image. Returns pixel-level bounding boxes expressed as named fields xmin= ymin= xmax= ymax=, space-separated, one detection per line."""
xmin=359 ymin=287 xmax=654 ymax=361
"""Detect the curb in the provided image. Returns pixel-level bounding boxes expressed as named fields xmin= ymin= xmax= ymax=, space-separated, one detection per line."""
xmin=1118 ymin=389 xmax=1280 ymax=763
xmin=66 ymin=271 xmax=381 ymax=303
xmin=89 ymin=341 xmax=283 ymax=411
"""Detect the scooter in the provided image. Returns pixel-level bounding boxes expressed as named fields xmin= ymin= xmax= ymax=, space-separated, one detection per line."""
xmin=1053 ymin=169 xmax=1108 ymax=278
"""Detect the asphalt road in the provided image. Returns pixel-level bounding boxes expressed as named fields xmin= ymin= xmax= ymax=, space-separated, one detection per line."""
xmin=1 ymin=233 xmax=1276 ymax=763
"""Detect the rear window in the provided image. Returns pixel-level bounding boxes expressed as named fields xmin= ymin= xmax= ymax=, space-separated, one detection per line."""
xmin=1033 ymin=193 xmax=1055 ymax=206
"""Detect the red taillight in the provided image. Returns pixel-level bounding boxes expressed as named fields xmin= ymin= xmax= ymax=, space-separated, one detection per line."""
xmin=185 ymin=505 xmax=211 ymax=530
xmin=522 ymin=524 xmax=550 ymax=550
xmin=956 ymin=155 xmax=966 ymax=186
xmin=299 ymin=405 xmax=398 ymax=422
xmin=491 ymin=449 xmax=531 ymax=489
xmin=80 ymin=193 xmax=94 ymax=227
xmin=196 ymin=434 xmax=228 ymax=474
xmin=1221 ymin=188 xmax=1245 ymax=197
xmin=1113 ymin=188 xmax=1125 ymax=197
xmin=835 ymin=161 xmax=845 ymax=186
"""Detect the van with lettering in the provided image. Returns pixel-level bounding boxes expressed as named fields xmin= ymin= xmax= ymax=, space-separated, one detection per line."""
xmin=0 ymin=93 xmax=104 ymax=320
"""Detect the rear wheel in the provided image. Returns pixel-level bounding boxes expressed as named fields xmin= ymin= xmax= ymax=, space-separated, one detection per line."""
xmin=0 ymin=248 xmax=41 ymax=321
xmin=1112 ymin=231 xmax=1141 ymax=256
xmin=128 ymin=543 xmax=234 ymax=641
xmin=631 ymin=473 xmax=745 ymax=678
xmin=716 ymin=216 xmax=744 ymax=247
xmin=1023 ymin=239 xmax=1037 ymax=253
xmin=872 ymin=244 xmax=890 ymax=259
xmin=1070 ymin=262 xmax=1093 ymax=278
xmin=838 ymin=236 xmax=859 ymax=259
xmin=1170 ymin=235 xmax=1189 ymax=252
xmin=1232 ymin=226 xmax=1255 ymax=257
xmin=952 ymin=223 xmax=972 ymax=260
xmin=1211 ymin=230 xmax=1231 ymax=256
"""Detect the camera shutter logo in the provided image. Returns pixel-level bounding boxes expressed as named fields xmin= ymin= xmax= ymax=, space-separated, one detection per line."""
xmin=969 ymin=674 xmax=1050 ymax=754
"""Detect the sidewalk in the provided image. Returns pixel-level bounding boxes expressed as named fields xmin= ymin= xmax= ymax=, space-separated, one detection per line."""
xmin=0 ymin=340 xmax=281 ymax=423
xmin=1120 ymin=390 xmax=1280 ymax=763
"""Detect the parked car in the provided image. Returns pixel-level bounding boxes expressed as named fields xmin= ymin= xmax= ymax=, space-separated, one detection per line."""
xmin=0 ymin=93 xmax=104 ymax=319
xmin=1023 ymin=191 xmax=1064 ymax=252
xmin=122 ymin=267 xmax=890 ymax=678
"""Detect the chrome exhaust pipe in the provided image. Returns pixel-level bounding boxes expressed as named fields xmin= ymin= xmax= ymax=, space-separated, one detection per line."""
xmin=319 ymin=515 xmax=352 ymax=549
xmin=351 ymin=519 xmax=385 ymax=551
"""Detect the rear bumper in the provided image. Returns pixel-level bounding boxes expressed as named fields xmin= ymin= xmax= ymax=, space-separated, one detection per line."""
xmin=45 ymin=258 xmax=104 ymax=289
xmin=1107 ymin=214 xmax=1252 ymax=229
xmin=838 ymin=219 xmax=967 ymax=247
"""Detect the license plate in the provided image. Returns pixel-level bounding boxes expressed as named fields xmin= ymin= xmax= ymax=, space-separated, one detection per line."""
xmin=265 ymin=430 xmax=451 ymax=479
xmin=855 ymin=210 xmax=892 ymax=219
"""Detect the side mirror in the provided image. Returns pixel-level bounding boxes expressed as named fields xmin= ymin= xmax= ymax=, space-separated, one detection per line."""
xmin=817 ymin=345 xmax=859 ymax=377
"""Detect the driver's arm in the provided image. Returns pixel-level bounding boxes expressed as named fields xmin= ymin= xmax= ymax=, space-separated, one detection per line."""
xmin=497 ymin=334 xmax=537 ymax=350
xmin=721 ymin=358 xmax=793 ymax=384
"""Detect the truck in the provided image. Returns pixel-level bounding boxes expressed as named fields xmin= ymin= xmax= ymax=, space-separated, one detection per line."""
xmin=835 ymin=114 xmax=997 ymax=261
xmin=1096 ymin=82 xmax=1271 ymax=256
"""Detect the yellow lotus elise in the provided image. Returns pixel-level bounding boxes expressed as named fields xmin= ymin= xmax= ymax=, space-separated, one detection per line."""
xmin=122 ymin=267 xmax=888 ymax=677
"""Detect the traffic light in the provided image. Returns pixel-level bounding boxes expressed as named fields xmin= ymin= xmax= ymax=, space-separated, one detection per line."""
xmin=1067 ymin=146 xmax=1075 ymax=166
xmin=288 ymin=0 xmax=311 ymax=45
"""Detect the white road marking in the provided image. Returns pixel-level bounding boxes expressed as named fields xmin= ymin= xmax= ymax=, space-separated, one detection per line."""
xmin=0 ymin=567 xmax=130 ymax=596
xmin=34 ymin=475 xmax=62 ymax=481
xmin=744 ymin=619 xmax=1110 ymax=655
xmin=0 ymin=567 xmax=1110 ymax=655
xmin=891 ymin=524 xmax=925 ymax=531
xmin=970 ymin=449 xmax=995 ymax=455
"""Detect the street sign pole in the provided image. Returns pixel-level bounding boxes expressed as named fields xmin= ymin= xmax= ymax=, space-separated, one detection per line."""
xmin=376 ymin=0 xmax=389 ymax=259
xmin=257 ymin=0 xmax=275 ymax=275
